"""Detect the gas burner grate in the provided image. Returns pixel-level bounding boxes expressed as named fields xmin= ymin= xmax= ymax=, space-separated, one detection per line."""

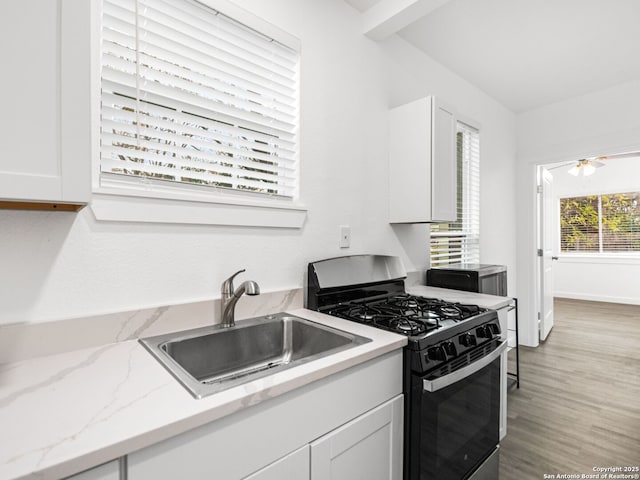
xmin=326 ymin=294 xmax=488 ymax=337
xmin=331 ymin=304 xmax=392 ymax=324
xmin=328 ymin=297 xmax=445 ymax=336
xmin=388 ymin=318 xmax=427 ymax=335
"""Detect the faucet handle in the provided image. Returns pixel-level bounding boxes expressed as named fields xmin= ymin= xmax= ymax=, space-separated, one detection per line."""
xmin=222 ymin=269 xmax=246 ymax=295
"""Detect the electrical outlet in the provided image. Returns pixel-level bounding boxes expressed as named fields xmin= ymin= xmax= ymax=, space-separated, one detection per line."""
xmin=339 ymin=225 xmax=351 ymax=248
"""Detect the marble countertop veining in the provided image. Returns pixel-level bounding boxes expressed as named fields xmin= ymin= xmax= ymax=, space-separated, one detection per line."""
xmin=0 ymin=309 xmax=406 ymax=480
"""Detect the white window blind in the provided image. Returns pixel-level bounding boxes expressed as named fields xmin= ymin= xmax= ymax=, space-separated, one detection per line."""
xmin=100 ymin=0 xmax=299 ymax=198
xmin=430 ymin=122 xmax=480 ymax=267
xmin=560 ymin=192 xmax=640 ymax=254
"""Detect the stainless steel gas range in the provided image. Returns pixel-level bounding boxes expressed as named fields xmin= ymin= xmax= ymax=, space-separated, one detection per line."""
xmin=306 ymin=255 xmax=506 ymax=480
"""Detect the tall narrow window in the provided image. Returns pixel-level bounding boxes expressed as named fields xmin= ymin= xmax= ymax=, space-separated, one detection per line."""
xmin=560 ymin=192 xmax=640 ymax=254
xmin=429 ymin=122 xmax=480 ymax=267
xmin=100 ymin=0 xmax=299 ymax=199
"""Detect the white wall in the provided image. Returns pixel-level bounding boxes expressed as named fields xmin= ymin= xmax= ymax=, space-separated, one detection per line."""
xmin=550 ymin=157 xmax=640 ymax=305
xmin=0 ymin=0 xmax=517 ymax=326
xmin=379 ymin=36 xmax=518 ymax=293
xmin=516 ymin=80 xmax=640 ymax=346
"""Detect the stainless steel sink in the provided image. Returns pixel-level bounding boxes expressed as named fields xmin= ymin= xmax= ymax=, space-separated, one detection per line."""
xmin=140 ymin=313 xmax=371 ymax=398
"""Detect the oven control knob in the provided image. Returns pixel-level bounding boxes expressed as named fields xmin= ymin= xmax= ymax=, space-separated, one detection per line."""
xmin=488 ymin=323 xmax=501 ymax=335
xmin=476 ymin=325 xmax=492 ymax=339
xmin=427 ymin=345 xmax=447 ymax=361
xmin=459 ymin=333 xmax=477 ymax=347
xmin=443 ymin=341 xmax=457 ymax=357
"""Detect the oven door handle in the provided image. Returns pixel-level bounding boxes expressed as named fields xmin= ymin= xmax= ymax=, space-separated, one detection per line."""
xmin=423 ymin=340 xmax=508 ymax=393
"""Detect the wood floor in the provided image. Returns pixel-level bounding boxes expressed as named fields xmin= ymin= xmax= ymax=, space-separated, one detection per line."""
xmin=499 ymin=298 xmax=640 ymax=479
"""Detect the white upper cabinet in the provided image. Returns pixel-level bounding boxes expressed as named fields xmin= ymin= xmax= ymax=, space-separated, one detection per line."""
xmin=0 ymin=0 xmax=91 ymax=210
xmin=389 ymin=97 xmax=457 ymax=223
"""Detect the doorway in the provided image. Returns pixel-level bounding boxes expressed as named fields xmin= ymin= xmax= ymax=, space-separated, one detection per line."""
xmin=534 ymin=152 xmax=640 ymax=342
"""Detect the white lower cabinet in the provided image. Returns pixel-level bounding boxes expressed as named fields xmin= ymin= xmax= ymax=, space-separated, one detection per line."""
xmin=65 ymin=460 xmax=120 ymax=480
xmin=127 ymin=351 xmax=403 ymax=480
xmin=245 ymin=394 xmax=403 ymax=480
xmin=310 ymin=395 xmax=403 ymax=480
xmin=244 ymin=445 xmax=310 ymax=480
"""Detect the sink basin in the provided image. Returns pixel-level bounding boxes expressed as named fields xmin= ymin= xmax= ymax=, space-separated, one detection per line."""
xmin=140 ymin=313 xmax=371 ymax=398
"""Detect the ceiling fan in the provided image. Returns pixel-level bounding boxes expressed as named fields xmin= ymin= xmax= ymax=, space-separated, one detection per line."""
xmin=547 ymin=152 xmax=640 ymax=176
xmin=567 ymin=158 xmax=604 ymax=176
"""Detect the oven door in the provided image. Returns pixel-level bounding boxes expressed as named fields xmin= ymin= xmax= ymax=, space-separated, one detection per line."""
xmin=407 ymin=340 xmax=506 ymax=480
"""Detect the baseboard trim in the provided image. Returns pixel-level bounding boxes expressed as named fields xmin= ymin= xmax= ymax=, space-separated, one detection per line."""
xmin=554 ymin=292 xmax=640 ymax=306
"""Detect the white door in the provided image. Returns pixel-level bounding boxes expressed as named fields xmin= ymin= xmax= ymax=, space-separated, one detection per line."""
xmin=539 ymin=167 xmax=555 ymax=341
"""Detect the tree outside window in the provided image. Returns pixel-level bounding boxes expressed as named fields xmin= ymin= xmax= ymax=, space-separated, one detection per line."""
xmin=560 ymin=192 xmax=640 ymax=253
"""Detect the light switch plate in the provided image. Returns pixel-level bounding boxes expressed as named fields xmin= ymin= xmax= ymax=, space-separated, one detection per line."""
xmin=339 ymin=225 xmax=351 ymax=248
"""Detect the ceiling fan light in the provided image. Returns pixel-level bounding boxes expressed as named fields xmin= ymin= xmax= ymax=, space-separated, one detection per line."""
xmin=583 ymin=163 xmax=596 ymax=176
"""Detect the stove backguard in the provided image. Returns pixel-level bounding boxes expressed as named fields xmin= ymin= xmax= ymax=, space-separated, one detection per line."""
xmin=307 ymin=254 xmax=407 ymax=310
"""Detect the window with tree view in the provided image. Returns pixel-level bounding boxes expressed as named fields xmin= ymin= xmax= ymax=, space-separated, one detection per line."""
xmin=559 ymin=192 xmax=640 ymax=254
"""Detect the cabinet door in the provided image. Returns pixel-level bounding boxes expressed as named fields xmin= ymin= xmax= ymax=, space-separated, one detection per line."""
xmin=388 ymin=97 xmax=432 ymax=223
xmin=0 ymin=0 xmax=90 ymax=207
xmin=310 ymin=395 xmax=403 ymax=480
xmin=243 ymin=445 xmax=309 ymax=480
xmin=430 ymin=98 xmax=457 ymax=222
xmin=389 ymin=96 xmax=456 ymax=223
xmin=65 ymin=459 xmax=120 ymax=480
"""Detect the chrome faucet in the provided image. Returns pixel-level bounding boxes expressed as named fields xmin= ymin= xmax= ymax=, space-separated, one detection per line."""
xmin=220 ymin=269 xmax=260 ymax=328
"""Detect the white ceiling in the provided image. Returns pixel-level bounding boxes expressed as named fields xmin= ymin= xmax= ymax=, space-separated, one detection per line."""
xmin=345 ymin=0 xmax=640 ymax=113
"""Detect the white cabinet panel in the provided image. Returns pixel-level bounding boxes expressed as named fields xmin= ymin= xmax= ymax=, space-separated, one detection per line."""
xmin=497 ymin=307 xmax=508 ymax=341
xmin=65 ymin=460 xmax=120 ymax=480
xmin=0 ymin=0 xmax=91 ymax=209
xmin=500 ymin=351 xmax=507 ymax=440
xmin=496 ymin=306 xmax=509 ymax=440
xmin=389 ymin=96 xmax=457 ymax=223
xmin=1 ymin=1 xmax=58 ymax=178
xmin=310 ymin=395 xmax=403 ymax=480
xmin=244 ymin=445 xmax=309 ymax=480
xmin=498 ymin=304 xmax=518 ymax=348
xmin=430 ymin=99 xmax=457 ymax=222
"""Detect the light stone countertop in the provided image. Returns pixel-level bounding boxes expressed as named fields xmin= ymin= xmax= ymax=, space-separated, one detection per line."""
xmin=407 ymin=285 xmax=513 ymax=310
xmin=0 ymin=309 xmax=406 ymax=480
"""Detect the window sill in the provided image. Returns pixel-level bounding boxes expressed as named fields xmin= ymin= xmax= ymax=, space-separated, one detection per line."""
xmin=557 ymin=254 xmax=640 ymax=265
xmin=90 ymin=190 xmax=307 ymax=228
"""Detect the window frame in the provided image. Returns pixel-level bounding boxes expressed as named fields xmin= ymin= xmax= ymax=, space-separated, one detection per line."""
xmin=558 ymin=190 xmax=640 ymax=258
xmin=90 ymin=0 xmax=306 ymax=227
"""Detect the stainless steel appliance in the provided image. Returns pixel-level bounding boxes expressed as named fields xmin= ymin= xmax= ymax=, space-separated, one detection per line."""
xmin=306 ymin=255 xmax=505 ymax=480
xmin=427 ymin=264 xmax=508 ymax=296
